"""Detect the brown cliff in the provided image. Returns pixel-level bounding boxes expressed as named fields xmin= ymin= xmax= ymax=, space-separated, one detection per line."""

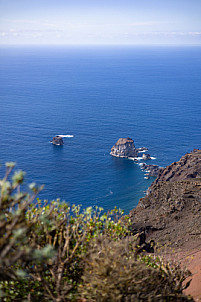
xmin=153 ymin=149 xmax=201 ymax=184
xmin=129 ymin=149 xmax=201 ymax=249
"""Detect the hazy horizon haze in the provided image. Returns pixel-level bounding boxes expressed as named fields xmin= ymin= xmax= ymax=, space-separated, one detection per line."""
xmin=1 ymin=0 xmax=201 ymax=45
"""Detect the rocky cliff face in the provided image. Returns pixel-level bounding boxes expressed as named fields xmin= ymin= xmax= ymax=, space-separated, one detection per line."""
xmin=141 ymin=163 xmax=162 ymax=177
xmin=110 ymin=138 xmax=138 ymax=158
xmin=153 ymin=149 xmax=201 ymax=184
xmin=129 ymin=149 xmax=201 ymax=248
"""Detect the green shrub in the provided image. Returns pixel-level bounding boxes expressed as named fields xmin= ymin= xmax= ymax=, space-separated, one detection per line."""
xmin=0 ymin=162 xmax=43 ymax=282
xmin=0 ymin=163 xmax=129 ymax=301
xmin=0 ymin=163 xmax=194 ymax=302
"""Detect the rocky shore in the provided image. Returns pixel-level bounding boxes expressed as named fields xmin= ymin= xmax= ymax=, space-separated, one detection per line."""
xmin=110 ymin=144 xmax=201 ymax=299
xmin=128 ymin=149 xmax=201 ymax=301
xmin=140 ymin=163 xmax=162 ymax=177
xmin=129 ymin=149 xmax=201 ymax=249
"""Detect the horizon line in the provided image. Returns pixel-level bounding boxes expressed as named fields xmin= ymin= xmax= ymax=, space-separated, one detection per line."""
xmin=1 ymin=43 xmax=201 ymax=47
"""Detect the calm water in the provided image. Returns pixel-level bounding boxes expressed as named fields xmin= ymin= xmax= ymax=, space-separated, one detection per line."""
xmin=0 ymin=46 xmax=201 ymax=213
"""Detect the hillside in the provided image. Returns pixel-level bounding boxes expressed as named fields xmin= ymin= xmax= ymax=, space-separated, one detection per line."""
xmin=129 ymin=149 xmax=201 ymax=248
xmin=153 ymin=149 xmax=201 ymax=184
xmin=129 ymin=149 xmax=201 ymax=301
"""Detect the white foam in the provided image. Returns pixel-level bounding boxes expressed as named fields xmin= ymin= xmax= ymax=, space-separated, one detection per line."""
xmin=138 ymin=150 xmax=147 ymax=153
xmin=57 ymin=135 xmax=74 ymax=138
xmin=150 ymin=157 xmax=156 ymax=160
xmin=51 ymin=142 xmax=62 ymax=145
xmin=128 ymin=157 xmax=137 ymax=161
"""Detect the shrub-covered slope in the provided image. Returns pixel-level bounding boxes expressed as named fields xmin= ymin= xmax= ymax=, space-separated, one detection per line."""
xmin=0 ymin=163 xmax=194 ymax=301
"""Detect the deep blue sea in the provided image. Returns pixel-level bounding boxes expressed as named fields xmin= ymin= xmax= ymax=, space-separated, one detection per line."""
xmin=0 ymin=46 xmax=201 ymax=213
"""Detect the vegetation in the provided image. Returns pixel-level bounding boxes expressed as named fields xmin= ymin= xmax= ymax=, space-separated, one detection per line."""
xmin=0 ymin=163 xmax=193 ymax=301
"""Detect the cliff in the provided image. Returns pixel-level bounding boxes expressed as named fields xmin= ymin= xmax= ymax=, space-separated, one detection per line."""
xmin=129 ymin=149 xmax=201 ymax=249
xmin=110 ymin=137 xmax=138 ymax=158
xmin=153 ymin=149 xmax=201 ymax=184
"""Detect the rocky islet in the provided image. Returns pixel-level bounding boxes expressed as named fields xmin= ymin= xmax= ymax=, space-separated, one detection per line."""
xmin=110 ymin=137 xmax=138 ymax=158
xmin=51 ymin=136 xmax=64 ymax=146
xmin=110 ymin=137 xmax=154 ymax=161
xmin=110 ymin=137 xmax=160 ymax=178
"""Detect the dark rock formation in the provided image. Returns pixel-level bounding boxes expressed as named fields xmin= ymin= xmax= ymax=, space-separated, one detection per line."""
xmin=51 ymin=136 xmax=64 ymax=146
xmin=141 ymin=163 xmax=162 ymax=177
xmin=142 ymin=153 xmax=151 ymax=160
xmin=129 ymin=149 xmax=201 ymax=248
xmin=133 ymin=231 xmax=155 ymax=255
xmin=153 ymin=149 xmax=201 ymax=185
xmin=110 ymin=137 xmax=138 ymax=158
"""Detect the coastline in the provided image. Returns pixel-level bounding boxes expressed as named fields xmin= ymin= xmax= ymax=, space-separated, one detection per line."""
xmin=128 ymin=149 xmax=201 ymax=301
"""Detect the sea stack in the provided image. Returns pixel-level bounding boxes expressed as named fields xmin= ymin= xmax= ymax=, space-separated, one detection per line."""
xmin=51 ymin=136 xmax=64 ymax=146
xmin=110 ymin=137 xmax=138 ymax=158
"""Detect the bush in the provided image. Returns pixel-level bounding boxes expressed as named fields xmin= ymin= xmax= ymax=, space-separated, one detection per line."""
xmin=0 ymin=163 xmax=194 ymax=301
xmin=0 ymin=162 xmax=43 ymax=282
xmin=79 ymin=236 xmax=193 ymax=301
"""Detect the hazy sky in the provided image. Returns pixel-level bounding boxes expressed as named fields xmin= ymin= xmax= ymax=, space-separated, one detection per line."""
xmin=1 ymin=0 xmax=201 ymax=45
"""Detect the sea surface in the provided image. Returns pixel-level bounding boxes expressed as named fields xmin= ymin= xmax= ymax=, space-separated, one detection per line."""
xmin=0 ymin=46 xmax=201 ymax=213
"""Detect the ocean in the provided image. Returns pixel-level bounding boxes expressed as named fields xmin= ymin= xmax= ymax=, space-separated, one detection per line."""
xmin=0 ymin=45 xmax=201 ymax=213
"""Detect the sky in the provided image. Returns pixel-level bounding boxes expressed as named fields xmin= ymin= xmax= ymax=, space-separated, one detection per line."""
xmin=0 ymin=0 xmax=201 ymax=45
